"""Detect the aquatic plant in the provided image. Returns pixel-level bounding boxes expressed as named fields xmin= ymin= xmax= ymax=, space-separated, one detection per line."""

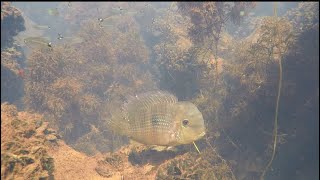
xmin=253 ymin=13 xmax=296 ymax=179
xmin=165 ymin=4 xmax=258 ymax=136
xmin=216 ymin=5 xmax=305 ymax=179
xmin=177 ymin=2 xmax=256 ymax=69
xmin=24 ymin=46 xmax=83 ymax=114
xmin=285 ymin=2 xmax=319 ymax=33
xmin=24 ymin=11 xmax=156 ymax=154
xmin=151 ymin=6 xmax=232 ymax=145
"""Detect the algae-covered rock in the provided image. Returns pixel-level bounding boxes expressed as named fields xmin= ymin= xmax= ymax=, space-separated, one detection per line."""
xmin=1 ymin=49 xmax=24 ymax=104
xmin=95 ymin=160 xmax=114 ymax=178
xmin=46 ymin=134 xmax=58 ymax=143
xmin=1 ymin=2 xmax=25 ymax=48
xmin=1 ymin=103 xmax=57 ymax=179
xmin=1 ymin=2 xmax=25 ymax=104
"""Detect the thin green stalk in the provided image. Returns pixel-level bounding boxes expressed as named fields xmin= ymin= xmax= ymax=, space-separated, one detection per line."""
xmin=260 ymin=57 xmax=282 ymax=180
xmin=193 ymin=141 xmax=201 ymax=154
xmin=260 ymin=3 xmax=281 ymax=179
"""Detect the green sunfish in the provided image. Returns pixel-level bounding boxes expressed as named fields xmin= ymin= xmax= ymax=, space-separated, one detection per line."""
xmin=105 ymin=91 xmax=206 ymax=146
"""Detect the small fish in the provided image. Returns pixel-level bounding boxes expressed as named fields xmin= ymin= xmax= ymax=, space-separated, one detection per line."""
xmin=57 ymin=33 xmax=63 ymax=40
xmin=111 ymin=6 xmax=126 ymax=15
xmin=105 ymin=91 xmax=206 ymax=146
xmin=240 ymin=10 xmax=245 ymax=16
xmin=32 ymin=25 xmax=51 ymax=30
xmin=23 ymin=37 xmax=52 ymax=49
xmin=48 ymin=8 xmax=59 ymax=16
xmin=126 ymin=11 xmax=138 ymax=16
xmin=98 ymin=16 xmax=119 ymax=28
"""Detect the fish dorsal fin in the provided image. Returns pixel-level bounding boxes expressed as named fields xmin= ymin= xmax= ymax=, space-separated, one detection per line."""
xmin=124 ymin=91 xmax=178 ymax=112
xmin=106 ymin=91 xmax=177 ymax=137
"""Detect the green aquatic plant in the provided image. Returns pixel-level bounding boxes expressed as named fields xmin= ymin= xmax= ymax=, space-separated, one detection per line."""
xmin=173 ymin=4 xmax=257 ymax=141
xmin=259 ymin=46 xmax=282 ymax=179
xmin=253 ymin=4 xmax=296 ymax=179
xmin=260 ymin=4 xmax=281 ymax=177
xmin=211 ymin=6 xmax=297 ymax=178
xmin=151 ymin=6 xmax=232 ymax=147
xmin=177 ymin=2 xmax=256 ymax=88
xmin=192 ymin=141 xmax=201 ymax=154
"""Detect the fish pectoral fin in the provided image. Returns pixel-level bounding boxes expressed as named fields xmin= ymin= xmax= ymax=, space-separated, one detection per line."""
xmin=150 ymin=145 xmax=167 ymax=151
xmin=166 ymin=146 xmax=177 ymax=151
xmin=150 ymin=146 xmax=178 ymax=152
xmin=129 ymin=140 xmax=147 ymax=152
xmin=129 ymin=139 xmax=144 ymax=146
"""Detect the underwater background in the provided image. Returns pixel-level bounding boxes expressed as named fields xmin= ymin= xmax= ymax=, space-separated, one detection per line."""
xmin=1 ymin=2 xmax=319 ymax=180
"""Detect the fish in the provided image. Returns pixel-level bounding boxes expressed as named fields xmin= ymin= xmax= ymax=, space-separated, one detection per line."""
xmin=23 ymin=37 xmax=52 ymax=49
xmin=105 ymin=91 xmax=206 ymax=146
xmin=240 ymin=10 xmax=245 ymax=16
xmin=32 ymin=25 xmax=51 ymax=30
xmin=110 ymin=6 xmax=138 ymax=16
xmin=47 ymin=8 xmax=59 ymax=16
xmin=110 ymin=7 xmax=125 ymax=16
xmin=97 ymin=16 xmax=121 ymax=29
xmin=57 ymin=33 xmax=63 ymax=40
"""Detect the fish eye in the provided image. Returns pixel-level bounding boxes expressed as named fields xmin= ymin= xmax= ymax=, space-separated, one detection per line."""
xmin=182 ymin=119 xmax=189 ymax=127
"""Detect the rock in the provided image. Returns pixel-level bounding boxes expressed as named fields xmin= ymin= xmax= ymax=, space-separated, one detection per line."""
xmin=46 ymin=134 xmax=57 ymax=142
xmin=95 ymin=160 xmax=113 ymax=178
xmin=20 ymin=156 xmax=35 ymax=165
xmin=1 ymin=2 xmax=26 ymax=48
xmin=35 ymin=122 xmax=49 ymax=136
xmin=23 ymin=129 xmax=36 ymax=138
xmin=43 ymin=128 xmax=56 ymax=135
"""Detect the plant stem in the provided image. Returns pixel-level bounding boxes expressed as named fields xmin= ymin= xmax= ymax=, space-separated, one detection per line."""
xmin=260 ymin=57 xmax=282 ymax=180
